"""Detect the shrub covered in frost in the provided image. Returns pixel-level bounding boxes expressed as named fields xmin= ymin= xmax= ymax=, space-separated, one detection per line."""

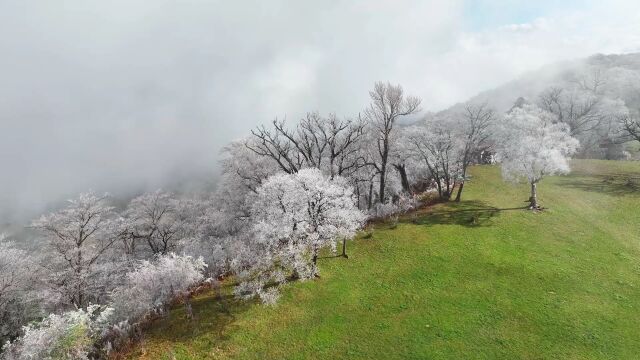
xmin=1 ymin=305 xmax=113 ymax=360
xmin=368 ymin=194 xmax=421 ymax=220
xmin=110 ymin=253 xmax=206 ymax=323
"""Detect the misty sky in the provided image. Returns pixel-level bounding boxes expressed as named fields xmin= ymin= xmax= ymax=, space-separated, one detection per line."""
xmin=1 ymin=0 xmax=639 ymax=222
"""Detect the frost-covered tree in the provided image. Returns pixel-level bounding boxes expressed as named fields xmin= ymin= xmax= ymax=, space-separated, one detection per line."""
xmin=538 ymin=86 xmax=603 ymax=139
xmin=216 ymin=138 xmax=282 ymax=228
xmin=350 ymin=129 xmax=385 ymax=209
xmin=0 ymin=236 xmax=38 ymax=344
xmin=453 ymin=103 xmax=495 ymax=201
xmin=239 ymin=169 xmax=365 ymax=303
xmin=178 ymin=196 xmax=250 ymax=279
xmin=317 ymin=115 xmax=368 ymax=179
xmin=618 ymin=110 xmax=640 ymax=143
xmin=223 ymin=139 xmax=279 ymax=195
xmin=404 ymin=119 xmax=461 ymax=201
xmin=0 ymin=238 xmax=31 ymax=306
xmin=252 ymin=169 xmax=365 ymax=274
xmin=389 ymin=128 xmax=415 ymax=196
xmin=246 ymin=119 xmax=305 ymax=174
xmin=122 ymin=190 xmax=188 ymax=257
xmin=495 ymin=104 xmax=579 ymax=209
xmin=200 ymin=140 xmax=282 ymax=277
xmin=110 ymin=253 xmax=206 ymax=323
xmin=31 ymin=192 xmax=121 ymax=309
xmin=363 ymin=82 xmax=421 ymax=203
xmin=537 ymin=80 xmax=628 ymax=157
xmin=246 ymin=113 xmax=367 ymax=179
xmin=397 ymin=103 xmax=494 ymax=202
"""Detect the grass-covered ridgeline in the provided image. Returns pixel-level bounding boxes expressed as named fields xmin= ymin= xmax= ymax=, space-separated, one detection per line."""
xmin=124 ymin=160 xmax=640 ymax=360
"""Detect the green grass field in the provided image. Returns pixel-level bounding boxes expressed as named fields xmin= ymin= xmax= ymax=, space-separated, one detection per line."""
xmin=124 ymin=160 xmax=640 ymax=360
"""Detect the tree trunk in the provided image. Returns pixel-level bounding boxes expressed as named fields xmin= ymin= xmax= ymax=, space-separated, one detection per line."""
xmin=184 ymin=294 xmax=194 ymax=320
xmin=367 ymin=182 xmax=374 ymax=210
xmin=435 ymin=178 xmax=443 ymax=199
xmin=443 ymin=175 xmax=452 ymax=200
xmin=312 ymin=249 xmax=320 ymax=277
xmin=529 ymin=182 xmax=538 ymax=209
xmin=394 ymin=164 xmax=410 ymax=194
xmin=75 ymin=246 xmax=84 ymax=307
xmin=355 ymin=183 xmax=361 ymax=209
xmin=379 ymin=138 xmax=389 ymax=203
xmin=455 ymin=181 xmax=464 ymax=202
xmin=341 ymin=238 xmax=348 ymax=258
xmin=378 ymin=166 xmax=386 ymax=203
xmin=330 ymin=157 xmax=336 ymax=180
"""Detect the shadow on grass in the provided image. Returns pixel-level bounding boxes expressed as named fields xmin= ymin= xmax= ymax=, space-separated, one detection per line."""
xmin=558 ymin=173 xmax=640 ymax=197
xmin=118 ymin=285 xmax=255 ymax=359
xmin=403 ymin=200 xmax=527 ymax=228
xmin=153 ymin=294 xmax=252 ymax=343
xmin=318 ymin=254 xmax=345 ymax=260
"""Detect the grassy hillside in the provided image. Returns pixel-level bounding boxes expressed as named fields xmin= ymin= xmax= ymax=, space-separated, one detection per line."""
xmin=123 ymin=160 xmax=640 ymax=360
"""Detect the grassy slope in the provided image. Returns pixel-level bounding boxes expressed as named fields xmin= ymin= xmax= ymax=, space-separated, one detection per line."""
xmin=124 ymin=160 xmax=640 ymax=360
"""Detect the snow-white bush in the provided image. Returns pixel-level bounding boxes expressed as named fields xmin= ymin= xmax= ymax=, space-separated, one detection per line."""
xmin=369 ymin=202 xmax=401 ymax=219
xmin=368 ymin=193 xmax=421 ymax=220
xmin=232 ymin=272 xmax=281 ymax=306
xmin=399 ymin=194 xmax=421 ymax=211
xmin=110 ymin=253 xmax=206 ymax=323
xmin=1 ymin=305 xmax=113 ymax=360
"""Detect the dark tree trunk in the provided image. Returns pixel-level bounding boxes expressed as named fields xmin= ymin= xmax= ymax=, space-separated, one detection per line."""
xmin=341 ymin=238 xmax=348 ymax=258
xmin=394 ymin=163 xmax=410 ymax=194
xmin=355 ymin=183 xmax=361 ymax=209
xmin=378 ymin=165 xmax=386 ymax=203
xmin=529 ymin=182 xmax=538 ymax=209
xmin=368 ymin=181 xmax=374 ymax=209
xmin=455 ymin=181 xmax=464 ymax=202
xmin=435 ymin=178 xmax=443 ymax=199
xmin=311 ymin=249 xmax=320 ymax=277
xmin=443 ymin=175 xmax=452 ymax=200
xmin=379 ymin=138 xmax=390 ymax=203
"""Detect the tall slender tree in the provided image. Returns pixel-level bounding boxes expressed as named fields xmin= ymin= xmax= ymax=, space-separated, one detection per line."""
xmin=454 ymin=103 xmax=495 ymax=201
xmin=363 ymin=82 xmax=421 ymax=203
